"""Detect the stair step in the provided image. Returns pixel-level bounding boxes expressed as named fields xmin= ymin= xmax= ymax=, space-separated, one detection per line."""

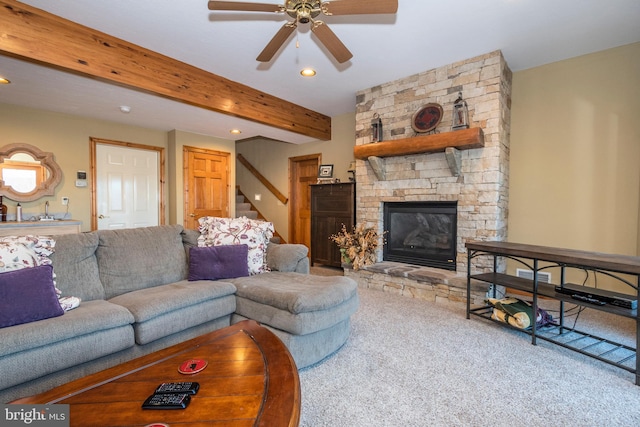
xmin=236 ymin=210 xmax=258 ymax=219
xmin=236 ymin=195 xmax=245 ymax=203
xmin=236 ymin=203 xmax=251 ymax=211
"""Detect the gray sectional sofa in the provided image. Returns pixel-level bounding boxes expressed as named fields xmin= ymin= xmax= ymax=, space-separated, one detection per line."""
xmin=0 ymin=224 xmax=359 ymax=403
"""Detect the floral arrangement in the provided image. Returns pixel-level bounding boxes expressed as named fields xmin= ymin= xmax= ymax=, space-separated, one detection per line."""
xmin=330 ymin=223 xmax=385 ymax=270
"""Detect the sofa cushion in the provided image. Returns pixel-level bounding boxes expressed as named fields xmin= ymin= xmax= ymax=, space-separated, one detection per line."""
xmin=0 ymin=265 xmax=64 ymax=328
xmin=50 ymin=231 xmax=104 ymax=301
xmin=266 ymin=243 xmax=309 ymax=272
xmin=229 ymin=272 xmax=359 ymax=335
xmin=108 ymin=280 xmax=237 ymax=344
xmin=0 ymin=300 xmax=134 ymax=391
xmin=97 ymin=225 xmax=188 ymax=299
xmin=0 ymin=299 xmax=134 ymax=358
xmin=233 ymin=314 xmax=353 ymax=369
xmin=182 ymin=228 xmax=200 ymax=253
xmin=188 ymin=245 xmax=249 ymax=280
xmin=231 ymin=272 xmax=357 ymax=313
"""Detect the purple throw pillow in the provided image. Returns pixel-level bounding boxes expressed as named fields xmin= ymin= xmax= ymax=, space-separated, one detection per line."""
xmin=0 ymin=264 xmax=64 ymax=328
xmin=188 ymin=244 xmax=249 ymax=281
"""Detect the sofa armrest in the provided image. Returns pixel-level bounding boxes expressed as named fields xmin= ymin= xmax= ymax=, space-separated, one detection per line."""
xmin=266 ymin=243 xmax=309 ymax=274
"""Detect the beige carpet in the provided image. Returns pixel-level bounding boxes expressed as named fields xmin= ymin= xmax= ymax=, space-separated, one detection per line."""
xmin=298 ymin=286 xmax=640 ymax=426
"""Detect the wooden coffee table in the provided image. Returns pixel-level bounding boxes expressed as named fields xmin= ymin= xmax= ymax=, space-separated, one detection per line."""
xmin=14 ymin=320 xmax=300 ymax=427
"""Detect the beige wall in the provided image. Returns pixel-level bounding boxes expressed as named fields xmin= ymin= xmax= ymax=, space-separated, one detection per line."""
xmin=0 ymin=104 xmax=168 ymax=231
xmin=0 ymin=105 xmax=236 ymax=232
xmin=235 ymin=112 xmax=356 ymax=241
xmin=509 ymin=42 xmax=640 ymax=291
xmin=509 ymin=42 xmax=640 ymax=256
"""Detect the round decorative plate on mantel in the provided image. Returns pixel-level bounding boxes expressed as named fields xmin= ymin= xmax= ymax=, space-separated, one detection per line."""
xmin=411 ymin=103 xmax=443 ymax=133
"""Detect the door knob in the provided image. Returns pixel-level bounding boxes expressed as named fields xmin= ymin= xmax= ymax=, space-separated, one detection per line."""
xmin=189 ymin=213 xmax=196 ymax=217
xmin=98 ymin=214 xmax=109 ymax=219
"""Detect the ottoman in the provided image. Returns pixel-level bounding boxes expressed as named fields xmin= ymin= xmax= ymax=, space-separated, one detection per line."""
xmin=229 ymin=271 xmax=359 ymax=368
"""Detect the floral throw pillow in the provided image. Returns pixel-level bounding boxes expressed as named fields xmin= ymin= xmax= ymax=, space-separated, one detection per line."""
xmin=0 ymin=235 xmax=80 ymax=312
xmin=198 ymin=216 xmax=274 ymax=275
xmin=0 ymin=235 xmax=56 ymax=275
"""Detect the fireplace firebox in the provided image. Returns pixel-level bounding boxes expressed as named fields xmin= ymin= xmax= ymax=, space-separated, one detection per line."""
xmin=383 ymin=201 xmax=457 ymax=270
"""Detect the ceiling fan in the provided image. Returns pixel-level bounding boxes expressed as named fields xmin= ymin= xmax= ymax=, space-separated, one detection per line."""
xmin=207 ymin=0 xmax=398 ymax=63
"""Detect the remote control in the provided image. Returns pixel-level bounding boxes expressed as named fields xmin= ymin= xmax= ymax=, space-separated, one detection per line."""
xmin=155 ymin=382 xmax=199 ymax=395
xmin=571 ymin=294 xmax=606 ymax=306
xmin=142 ymin=393 xmax=191 ymax=410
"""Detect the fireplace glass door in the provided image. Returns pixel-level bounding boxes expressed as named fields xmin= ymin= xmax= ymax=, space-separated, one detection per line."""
xmin=383 ymin=201 xmax=457 ymax=270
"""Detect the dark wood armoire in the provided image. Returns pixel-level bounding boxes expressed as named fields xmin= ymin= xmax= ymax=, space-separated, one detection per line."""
xmin=310 ymin=182 xmax=355 ymax=267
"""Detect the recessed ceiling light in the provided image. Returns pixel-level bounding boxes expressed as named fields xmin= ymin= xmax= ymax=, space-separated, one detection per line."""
xmin=300 ymin=68 xmax=316 ymax=77
xmin=119 ymin=105 xmax=131 ymax=113
xmin=230 ymin=129 xmax=242 ymax=135
xmin=0 ymin=77 xmax=10 ymax=84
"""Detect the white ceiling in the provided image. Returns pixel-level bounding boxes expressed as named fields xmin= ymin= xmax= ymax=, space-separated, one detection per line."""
xmin=1 ymin=0 xmax=639 ymax=144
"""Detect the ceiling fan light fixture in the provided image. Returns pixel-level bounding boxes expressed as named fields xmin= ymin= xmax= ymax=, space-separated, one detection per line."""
xmin=300 ymin=68 xmax=316 ymax=77
xmin=297 ymin=8 xmax=311 ymax=23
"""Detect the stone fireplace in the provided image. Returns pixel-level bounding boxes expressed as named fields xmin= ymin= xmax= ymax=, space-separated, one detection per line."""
xmin=346 ymin=50 xmax=512 ymax=305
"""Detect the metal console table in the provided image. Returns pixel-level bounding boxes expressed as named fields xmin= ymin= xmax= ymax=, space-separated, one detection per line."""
xmin=466 ymin=241 xmax=640 ymax=385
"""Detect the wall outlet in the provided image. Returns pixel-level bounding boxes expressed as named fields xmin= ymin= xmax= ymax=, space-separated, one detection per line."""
xmin=61 ymin=197 xmax=69 ymax=205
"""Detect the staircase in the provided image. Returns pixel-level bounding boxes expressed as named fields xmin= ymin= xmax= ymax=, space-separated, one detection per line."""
xmin=235 ymin=187 xmax=283 ymax=243
xmin=236 ymin=189 xmax=258 ymax=220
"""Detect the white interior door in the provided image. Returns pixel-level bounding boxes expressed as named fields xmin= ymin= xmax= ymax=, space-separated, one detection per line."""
xmin=96 ymin=144 xmax=159 ymax=230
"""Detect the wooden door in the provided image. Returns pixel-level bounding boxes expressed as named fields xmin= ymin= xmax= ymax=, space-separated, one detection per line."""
xmin=183 ymin=146 xmax=230 ymax=231
xmin=91 ymin=138 xmax=164 ymax=231
xmin=289 ymin=154 xmax=320 ymax=255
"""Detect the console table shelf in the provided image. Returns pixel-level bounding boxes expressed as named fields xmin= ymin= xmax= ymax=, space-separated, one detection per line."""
xmin=466 ymin=241 xmax=640 ymax=385
xmin=471 ymin=272 xmax=637 ymax=319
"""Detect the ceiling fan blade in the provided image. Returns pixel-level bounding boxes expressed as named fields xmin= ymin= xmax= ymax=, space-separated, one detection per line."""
xmin=311 ymin=21 xmax=352 ymax=64
xmin=322 ymin=0 xmax=398 ymax=16
xmin=208 ymin=1 xmax=282 ymax=12
xmin=257 ymin=22 xmax=297 ymax=62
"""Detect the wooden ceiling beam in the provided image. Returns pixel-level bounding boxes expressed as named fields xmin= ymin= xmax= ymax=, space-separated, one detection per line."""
xmin=0 ymin=0 xmax=331 ymax=140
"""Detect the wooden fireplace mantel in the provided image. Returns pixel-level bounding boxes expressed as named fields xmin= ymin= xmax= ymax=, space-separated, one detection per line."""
xmin=354 ymin=127 xmax=484 ymax=179
xmin=353 ymin=127 xmax=484 ymax=160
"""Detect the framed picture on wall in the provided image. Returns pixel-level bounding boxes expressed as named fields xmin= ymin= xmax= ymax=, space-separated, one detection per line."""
xmin=318 ymin=164 xmax=334 ymax=178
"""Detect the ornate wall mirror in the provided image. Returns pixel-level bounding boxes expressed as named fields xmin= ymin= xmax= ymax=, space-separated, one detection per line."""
xmin=0 ymin=143 xmax=62 ymax=202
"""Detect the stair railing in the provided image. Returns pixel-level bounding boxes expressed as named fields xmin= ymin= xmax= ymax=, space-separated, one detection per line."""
xmin=237 ymin=154 xmax=288 ymax=205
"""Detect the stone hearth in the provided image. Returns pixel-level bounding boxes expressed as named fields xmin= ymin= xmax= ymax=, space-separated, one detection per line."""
xmin=348 ymin=50 xmax=512 ymax=304
xmin=344 ymin=262 xmax=490 ymax=306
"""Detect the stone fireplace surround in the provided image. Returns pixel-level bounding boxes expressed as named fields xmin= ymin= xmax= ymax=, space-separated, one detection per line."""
xmin=345 ymin=50 xmax=512 ymax=306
